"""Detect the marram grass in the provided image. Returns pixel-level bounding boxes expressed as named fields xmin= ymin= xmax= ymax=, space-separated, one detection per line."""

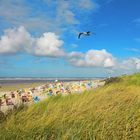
xmin=1 ymin=73 xmax=140 ymax=140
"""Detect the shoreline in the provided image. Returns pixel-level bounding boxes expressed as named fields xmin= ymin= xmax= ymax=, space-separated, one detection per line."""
xmin=0 ymin=78 xmax=104 ymax=85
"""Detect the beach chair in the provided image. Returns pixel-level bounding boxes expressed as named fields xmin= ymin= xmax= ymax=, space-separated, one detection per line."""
xmin=33 ymin=96 xmax=40 ymax=102
xmin=11 ymin=93 xmax=15 ymax=98
xmin=6 ymin=98 xmax=14 ymax=106
xmin=21 ymin=96 xmax=29 ymax=103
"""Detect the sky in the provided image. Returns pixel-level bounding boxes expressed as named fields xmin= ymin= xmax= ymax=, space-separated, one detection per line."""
xmin=0 ymin=0 xmax=140 ymax=77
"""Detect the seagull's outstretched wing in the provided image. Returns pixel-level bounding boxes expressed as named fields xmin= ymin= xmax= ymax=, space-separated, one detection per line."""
xmin=87 ymin=31 xmax=91 ymax=34
xmin=78 ymin=32 xmax=83 ymax=39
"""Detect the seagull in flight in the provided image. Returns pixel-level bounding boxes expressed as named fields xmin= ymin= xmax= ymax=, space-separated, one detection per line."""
xmin=78 ymin=31 xmax=95 ymax=39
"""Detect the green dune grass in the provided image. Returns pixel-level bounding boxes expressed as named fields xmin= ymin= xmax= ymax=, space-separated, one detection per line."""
xmin=0 ymin=73 xmax=140 ymax=140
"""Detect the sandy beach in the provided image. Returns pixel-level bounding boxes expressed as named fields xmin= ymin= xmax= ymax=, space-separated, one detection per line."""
xmin=0 ymin=79 xmax=105 ymax=113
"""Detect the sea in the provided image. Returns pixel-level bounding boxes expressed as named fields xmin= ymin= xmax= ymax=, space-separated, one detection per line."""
xmin=0 ymin=77 xmax=105 ymax=85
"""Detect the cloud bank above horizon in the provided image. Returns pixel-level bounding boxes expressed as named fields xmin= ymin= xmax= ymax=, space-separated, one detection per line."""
xmin=0 ymin=26 xmax=140 ymax=73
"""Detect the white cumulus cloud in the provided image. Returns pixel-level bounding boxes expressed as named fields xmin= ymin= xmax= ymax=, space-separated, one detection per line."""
xmin=69 ymin=49 xmax=116 ymax=67
xmin=34 ymin=32 xmax=65 ymax=57
xmin=121 ymin=57 xmax=140 ymax=70
xmin=68 ymin=51 xmax=84 ymax=58
xmin=0 ymin=26 xmax=65 ymax=57
xmin=0 ymin=26 xmax=33 ymax=54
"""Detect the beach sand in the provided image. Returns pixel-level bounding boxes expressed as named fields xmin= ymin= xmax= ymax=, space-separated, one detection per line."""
xmin=0 ymin=82 xmax=46 ymax=93
xmin=0 ymin=80 xmax=105 ymax=113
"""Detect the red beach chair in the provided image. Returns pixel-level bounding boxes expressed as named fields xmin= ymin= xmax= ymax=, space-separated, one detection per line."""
xmin=6 ymin=98 xmax=14 ymax=106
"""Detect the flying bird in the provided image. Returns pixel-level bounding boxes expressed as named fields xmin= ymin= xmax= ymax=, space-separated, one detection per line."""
xmin=78 ymin=31 xmax=95 ymax=39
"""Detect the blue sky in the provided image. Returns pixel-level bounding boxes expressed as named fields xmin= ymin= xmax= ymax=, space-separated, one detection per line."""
xmin=0 ymin=0 xmax=140 ymax=77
